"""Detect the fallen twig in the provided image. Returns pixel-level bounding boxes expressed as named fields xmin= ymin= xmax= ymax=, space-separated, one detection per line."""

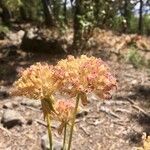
xmin=79 ymin=125 xmax=90 ymax=136
xmin=112 ymin=121 xmax=126 ymax=126
xmin=132 ymin=105 xmax=150 ymax=118
xmin=126 ymin=98 xmax=135 ymax=105
xmin=24 ymin=106 xmax=41 ymax=112
xmin=36 ymin=119 xmax=47 ymax=127
xmin=36 ymin=119 xmax=58 ymax=129
xmin=115 ymin=108 xmax=131 ymax=114
xmin=100 ymin=106 xmax=121 ymax=119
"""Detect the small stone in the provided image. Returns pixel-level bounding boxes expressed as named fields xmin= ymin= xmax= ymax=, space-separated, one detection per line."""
xmin=17 ymin=30 xmax=25 ymax=39
xmin=1 ymin=109 xmax=24 ymax=128
xmin=3 ymin=101 xmax=18 ymax=109
xmin=131 ymin=80 xmax=138 ymax=85
xmin=41 ymin=134 xmax=62 ymax=150
xmin=3 ymin=102 xmax=13 ymax=109
xmin=21 ymin=99 xmax=41 ymax=108
xmin=0 ymin=91 xmax=9 ymax=99
xmin=26 ymin=119 xmax=33 ymax=125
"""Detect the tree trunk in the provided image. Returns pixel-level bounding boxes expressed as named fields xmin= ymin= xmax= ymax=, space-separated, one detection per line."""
xmin=41 ymin=0 xmax=55 ymax=26
xmin=0 ymin=1 xmax=11 ymax=24
xmin=19 ymin=6 xmax=28 ymax=21
xmin=63 ymin=0 xmax=67 ymax=24
xmin=123 ymin=0 xmax=131 ymax=33
xmin=94 ymin=0 xmax=100 ymax=26
xmin=138 ymin=0 xmax=143 ymax=34
xmin=72 ymin=0 xmax=82 ymax=54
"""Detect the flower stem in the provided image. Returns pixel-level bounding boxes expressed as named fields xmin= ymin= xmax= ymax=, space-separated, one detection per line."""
xmin=63 ymin=123 xmax=67 ymax=150
xmin=46 ymin=114 xmax=53 ymax=150
xmin=67 ymin=93 xmax=80 ymax=150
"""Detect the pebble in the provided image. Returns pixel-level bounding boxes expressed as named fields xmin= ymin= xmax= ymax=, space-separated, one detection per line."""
xmin=41 ymin=134 xmax=62 ymax=150
xmin=0 ymin=90 xmax=9 ymax=99
xmin=3 ymin=102 xmax=13 ymax=109
xmin=3 ymin=101 xmax=18 ymax=109
xmin=1 ymin=109 xmax=24 ymax=128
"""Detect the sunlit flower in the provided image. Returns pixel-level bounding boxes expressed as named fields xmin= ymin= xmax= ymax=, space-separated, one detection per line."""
xmin=11 ymin=62 xmax=60 ymax=100
xmin=54 ymin=55 xmax=117 ymax=103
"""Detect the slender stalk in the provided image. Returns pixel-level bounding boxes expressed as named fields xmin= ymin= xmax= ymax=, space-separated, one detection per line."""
xmin=63 ymin=123 xmax=67 ymax=150
xmin=67 ymin=93 xmax=80 ymax=150
xmin=46 ymin=114 xmax=53 ymax=150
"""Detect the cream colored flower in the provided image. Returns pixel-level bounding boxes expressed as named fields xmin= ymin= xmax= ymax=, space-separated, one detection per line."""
xmin=11 ymin=62 xmax=60 ymax=100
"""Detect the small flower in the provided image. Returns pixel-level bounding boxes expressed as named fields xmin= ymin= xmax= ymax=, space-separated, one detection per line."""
xmin=51 ymin=99 xmax=75 ymax=134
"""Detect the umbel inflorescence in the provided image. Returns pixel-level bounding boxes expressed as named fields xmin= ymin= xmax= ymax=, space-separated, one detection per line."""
xmin=11 ymin=55 xmax=117 ymax=150
xmin=54 ymin=55 xmax=116 ymax=100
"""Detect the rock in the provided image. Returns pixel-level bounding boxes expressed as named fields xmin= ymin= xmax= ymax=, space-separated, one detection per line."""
xmin=3 ymin=102 xmax=13 ymax=109
xmin=131 ymin=80 xmax=138 ymax=86
xmin=26 ymin=119 xmax=33 ymax=125
xmin=21 ymin=30 xmax=65 ymax=54
xmin=41 ymin=134 xmax=62 ymax=150
xmin=7 ymin=30 xmax=25 ymax=45
xmin=17 ymin=30 xmax=25 ymax=39
xmin=21 ymin=99 xmax=41 ymax=108
xmin=0 ymin=88 xmax=9 ymax=99
xmin=0 ymin=91 xmax=9 ymax=99
xmin=1 ymin=109 xmax=24 ymax=128
xmin=3 ymin=101 xmax=18 ymax=109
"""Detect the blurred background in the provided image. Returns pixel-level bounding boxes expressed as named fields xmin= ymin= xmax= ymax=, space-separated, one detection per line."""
xmin=0 ymin=0 xmax=150 ymax=150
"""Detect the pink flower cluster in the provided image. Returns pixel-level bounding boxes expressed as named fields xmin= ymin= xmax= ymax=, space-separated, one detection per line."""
xmin=12 ymin=55 xmax=116 ymax=127
xmin=54 ymin=55 xmax=116 ymax=100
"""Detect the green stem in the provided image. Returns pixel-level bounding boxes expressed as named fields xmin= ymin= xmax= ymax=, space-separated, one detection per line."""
xmin=63 ymin=123 xmax=67 ymax=150
xmin=46 ymin=114 xmax=53 ymax=150
xmin=67 ymin=93 xmax=80 ymax=150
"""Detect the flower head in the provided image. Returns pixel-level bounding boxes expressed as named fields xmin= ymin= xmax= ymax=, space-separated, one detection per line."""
xmin=11 ymin=62 xmax=60 ymax=100
xmin=54 ymin=55 xmax=117 ymax=102
xmin=51 ymin=99 xmax=75 ymax=134
xmin=52 ymin=99 xmax=75 ymax=123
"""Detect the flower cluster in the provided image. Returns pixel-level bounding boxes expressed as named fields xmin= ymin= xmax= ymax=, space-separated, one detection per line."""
xmin=54 ymin=55 xmax=116 ymax=101
xmin=11 ymin=62 xmax=60 ymax=100
xmin=11 ymin=55 xmax=117 ymax=149
xmin=51 ymin=99 xmax=75 ymax=134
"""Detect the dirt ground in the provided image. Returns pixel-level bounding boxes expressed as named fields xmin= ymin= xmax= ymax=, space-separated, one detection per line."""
xmin=0 ymin=30 xmax=150 ymax=150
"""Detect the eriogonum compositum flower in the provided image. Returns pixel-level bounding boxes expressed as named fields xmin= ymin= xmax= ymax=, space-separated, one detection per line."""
xmin=54 ymin=55 xmax=117 ymax=104
xmin=11 ymin=62 xmax=60 ymax=100
xmin=51 ymin=99 xmax=75 ymax=134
